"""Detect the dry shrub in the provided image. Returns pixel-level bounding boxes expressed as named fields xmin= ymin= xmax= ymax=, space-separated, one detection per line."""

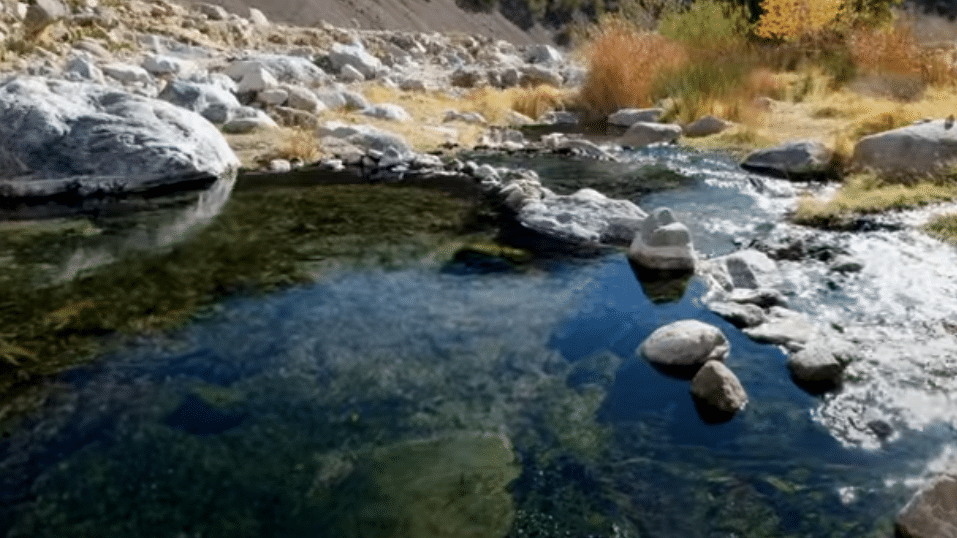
xmin=577 ymin=17 xmax=687 ymax=120
xmin=849 ymin=24 xmax=956 ymax=90
xmin=275 ymin=127 xmax=321 ymax=163
xmin=463 ymin=87 xmax=517 ymax=124
xmin=511 ymin=85 xmax=568 ymax=119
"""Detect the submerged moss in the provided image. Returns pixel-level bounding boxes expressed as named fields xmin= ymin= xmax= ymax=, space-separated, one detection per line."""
xmin=0 ymin=183 xmax=485 ymax=401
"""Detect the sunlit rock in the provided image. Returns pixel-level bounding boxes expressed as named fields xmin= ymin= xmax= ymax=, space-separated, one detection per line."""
xmin=787 ymin=340 xmax=844 ymax=390
xmin=0 ymin=77 xmax=238 ymax=197
xmin=628 ymin=208 xmax=696 ymax=271
xmin=708 ymin=301 xmax=765 ymax=328
xmin=690 ymin=361 xmax=748 ymax=417
xmin=607 ymin=108 xmax=662 ymax=127
xmin=743 ymin=307 xmax=816 ymax=351
xmin=683 ymin=115 xmax=731 ymax=138
xmin=640 ymin=319 xmax=729 ymax=367
xmin=854 ymin=118 xmax=957 ymax=176
xmin=517 ymin=187 xmax=648 ymax=245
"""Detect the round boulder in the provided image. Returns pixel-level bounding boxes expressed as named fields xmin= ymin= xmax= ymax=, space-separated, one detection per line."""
xmin=639 ymin=320 xmax=729 ymax=367
xmin=691 ymin=361 xmax=748 ymax=416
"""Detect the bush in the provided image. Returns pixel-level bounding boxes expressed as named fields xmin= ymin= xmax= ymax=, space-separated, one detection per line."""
xmin=577 ymin=17 xmax=687 ymax=119
xmin=756 ymin=0 xmax=846 ymax=41
xmin=658 ymin=0 xmax=751 ymax=49
xmin=650 ymin=49 xmax=761 ymax=122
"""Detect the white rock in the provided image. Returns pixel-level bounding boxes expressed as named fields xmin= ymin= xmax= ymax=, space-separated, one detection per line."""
xmin=443 ymin=110 xmax=486 ymax=124
xmin=525 ymin=44 xmax=563 ymax=65
xmin=257 ymin=88 xmax=289 ymax=106
xmin=285 ymin=86 xmax=324 ymax=113
xmin=608 ymin=108 xmax=663 ymax=127
xmin=197 ymin=3 xmax=228 ymax=20
xmin=158 ymin=78 xmax=242 ymax=124
xmin=318 ymin=121 xmax=410 ymax=153
xmin=339 ymin=64 xmax=365 ymax=82
xmin=519 ymin=64 xmax=562 ymax=87
xmin=65 ymin=56 xmax=104 ymax=83
xmin=102 ymin=62 xmax=153 ymax=85
xmin=361 ymin=104 xmax=411 ymax=122
xmin=248 ymin=7 xmax=269 ymax=26
xmin=142 ymin=55 xmax=191 ymax=76
xmin=619 ymin=122 xmax=681 ymax=147
xmin=0 ymin=77 xmax=238 ymax=196
xmin=225 ymin=55 xmax=328 ymax=86
xmin=640 ymin=319 xmax=730 ymax=367
xmin=23 ymin=0 xmax=66 ymax=36
xmin=788 ymin=340 xmax=844 ymax=386
xmin=691 ymin=361 xmax=748 ymax=415
xmin=237 ymin=65 xmax=278 ymax=93
xmin=628 ymin=208 xmax=695 ymax=271
xmin=743 ymin=307 xmax=817 ymax=351
xmin=329 ymin=42 xmax=382 ymax=79
xmin=517 ymin=187 xmax=648 ymax=245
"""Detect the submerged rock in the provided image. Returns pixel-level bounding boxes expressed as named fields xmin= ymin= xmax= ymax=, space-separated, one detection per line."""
xmin=628 ymin=208 xmax=696 ymax=271
xmin=0 ymin=77 xmax=238 ymax=197
xmin=743 ymin=307 xmax=816 ymax=351
xmin=690 ymin=361 xmax=748 ymax=417
xmin=640 ymin=320 xmax=729 ymax=367
xmin=323 ymin=433 xmax=520 ymax=538
xmin=896 ymin=462 xmax=957 ymax=538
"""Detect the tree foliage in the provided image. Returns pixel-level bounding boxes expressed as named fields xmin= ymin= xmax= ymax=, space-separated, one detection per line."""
xmin=755 ymin=0 xmax=847 ymax=40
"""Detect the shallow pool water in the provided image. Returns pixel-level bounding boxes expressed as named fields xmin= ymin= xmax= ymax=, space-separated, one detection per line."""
xmin=2 ymin=146 xmax=956 ymax=537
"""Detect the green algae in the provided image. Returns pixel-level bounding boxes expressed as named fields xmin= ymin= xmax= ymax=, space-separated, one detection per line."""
xmin=0 ymin=182 xmax=486 ymax=403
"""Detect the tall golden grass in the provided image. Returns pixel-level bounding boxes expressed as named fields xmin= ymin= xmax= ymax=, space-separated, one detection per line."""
xmin=577 ymin=18 xmax=686 ymax=120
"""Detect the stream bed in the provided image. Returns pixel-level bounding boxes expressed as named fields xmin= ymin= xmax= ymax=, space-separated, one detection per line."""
xmin=1 ymin=146 xmax=955 ymax=537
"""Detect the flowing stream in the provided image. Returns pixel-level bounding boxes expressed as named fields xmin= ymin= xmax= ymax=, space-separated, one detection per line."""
xmin=1 ymin=147 xmax=955 ymax=537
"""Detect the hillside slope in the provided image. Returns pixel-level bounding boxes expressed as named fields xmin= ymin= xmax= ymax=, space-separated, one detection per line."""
xmin=173 ymin=0 xmax=554 ymax=44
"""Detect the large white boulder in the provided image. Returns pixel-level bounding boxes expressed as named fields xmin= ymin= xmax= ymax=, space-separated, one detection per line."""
xmin=639 ymin=320 xmax=729 ymax=367
xmin=618 ymin=121 xmax=681 ymax=148
xmin=628 ymin=208 xmax=696 ymax=271
xmin=329 ymin=42 xmax=383 ymax=79
xmin=517 ymin=187 xmax=648 ymax=246
xmin=0 ymin=77 xmax=238 ymax=197
xmin=225 ymin=55 xmax=330 ymax=86
xmin=853 ymin=118 xmax=957 ymax=176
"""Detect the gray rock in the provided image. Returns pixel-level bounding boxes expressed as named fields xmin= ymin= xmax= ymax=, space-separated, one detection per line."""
xmin=628 ymin=208 xmax=696 ymax=271
xmin=221 ymin=111 xmax=277 ymax=134
xmin=315 ymin=89 xmax=348 ymax=110
xmin=340 ymin=90 xmax=368 ymax=110
xmin=788 ymin=340 xmax=844 ymax=386
xmin=450 ymin=67 xmax=485 ymax=88
xmin=896 ymin=467 xmax=957 ymax=538
xmin=607 ymin=108 xmax=663 ymax=127
xmin=830 ymin=254 xmax=864 ymax=273
xmin=619 ymin=121 xmax=682 ymax=148
xmin=724 ymin=249 xmax=780 ymax=289
xmin=0 ymin=77 xmax=238 ymax=196
xmin=540 ymin=111 xmax=579 ymax=125
xmin=519 ymin=64 xmax=562 ymax=87
xmin=554 ymin=138 xmax=615 ymax=160
xmin=339 ymin=63 xmax=365 ymax=83
xmin=742 ymin=140 xmax=834 ymax=178
xmin=65 ymin=56 xmax=104 ymax=83
xmin=708 ymin=301 xmax=765 ymax=328
xmin=23 ymin=0 xmax=66 ymax=36
xmin=102 ymin=62 xmax=153 ymax=85
xmin=257 ymin=88 xmax=289 ymax=106
xmin=158 ymin=79 xmax=242 ymax=124
xmin=728 ymin=287 xmax=787 ymax=309
xmin=640 ymin=319 xmax=730 ymax=367
xmin=142 ymin=55 xmax=191 ymax=76
xmin=248 ymin=7 xmax=269 ymax=26
xmin=444 ymin=110 xmax=487 ymax=125
xmin=319 ymin=121 xmax=411 ymax=153
xmin=361 ymin=103 xmax=411 ymax=122
xmin=225 ymin=55 xmax=329 ymax=86
xmin=329 ymin=42 xmax=382 ymax=79
xmin=525 ymin=44 xmax=563 ymax=65
xmin=691 ymin=361 xmax=748 ymax=415
xmin=517 ymin=187 xmax=648 ymax=245
xmin=285 ymin=86 xmax=324 ymax=113
xmin=197 ymin=3 xmax=228 ymax=20
xmin=236 ymin=65 xmax=278 ymax=94
xmin=683 ymin=115 xmax=731 ymax=137
xmin=743 ymin=307 xmax=817 ymax=351
xmin=854 ymin=118 xmax=957 ymax=176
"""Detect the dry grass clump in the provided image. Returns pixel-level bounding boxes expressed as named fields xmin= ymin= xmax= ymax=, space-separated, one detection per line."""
xmin=275 ymin=127 xmax=321 ymax=163
xmin=577 ymin=18 xmax=686 ymax=120
xmin=510 ymin=85 xmax=571 ymax=119
xmin=793 ymin=172 xmax=957 ymax=227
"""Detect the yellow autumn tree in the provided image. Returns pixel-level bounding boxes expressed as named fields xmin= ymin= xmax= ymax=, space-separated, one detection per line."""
xmin=756 ymin=0 xmax=847 ymax=40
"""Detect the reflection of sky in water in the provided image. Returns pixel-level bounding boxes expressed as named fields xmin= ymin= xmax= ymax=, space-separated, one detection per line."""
xmin=1 ymin=255 xmax=948 ymax=536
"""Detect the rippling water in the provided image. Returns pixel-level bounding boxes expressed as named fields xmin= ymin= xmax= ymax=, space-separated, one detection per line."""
xmin=2 ymin=147 xmax=956 ymax=536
